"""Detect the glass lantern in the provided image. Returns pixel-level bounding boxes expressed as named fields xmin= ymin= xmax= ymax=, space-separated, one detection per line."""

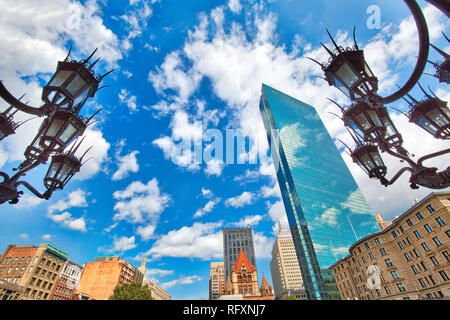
xmin=408 ymin=98 xmax=450 ymax=140
xmin=44 ymin=153 xmax=81 ymax=191
xmin=343 ymin=102 xmax=386 ymax=143
xmin=351 ymin=144 xmax=387 ymax=180
xmin=325 ymin=50 xmax=378 ymax=101
xmin=39 ymin=109 xmax=87 ymax=153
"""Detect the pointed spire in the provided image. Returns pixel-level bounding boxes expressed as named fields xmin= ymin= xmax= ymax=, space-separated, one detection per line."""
xmin=327 ymin=98 xmax=345 ymax=111
xmin=307 ymin=57 xmax=324 ymax=68
xmin=224 ymin=277 xmax=233 ymax=295
xmin=88 ymin=57 xmax=101 ymax=70
xmin=277 ymin=219 xmax=283 ymax=232
xmin=443 ymin=32 xmax=450 ymax=43
xmin=417 ymin=83 xmax=433 ymax=100
xmin=260 ymin=273 xmax=273 ymax=296
xmin=99 ymin=69 xmax=115 ymax=80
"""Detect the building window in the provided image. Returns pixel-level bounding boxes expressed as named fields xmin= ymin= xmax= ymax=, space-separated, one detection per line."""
xmin=379 ymin=248 xmax=387 ymax=256
xmin=397 ymin=241 xmax=404 ymax=250
xmin=391 ymin=270 xmax=399 ymax=279
xmin=397 ymin=283 xmax=406 ymax=292
xmin=430 ymin=256 xmax=439 ymax=266
xmin=443 ymin=250 xmax=450 ymax=261
xmin=399 ymin=226 xmax=404 ymax=233
xmin=405 ymin=237 xmax=412 ymax=245
xmin=406 ymin=219 xmax=413 ymax=227
xmin=384 ymin=286 xmax=391 ymax=295
xmin=391 ymin=231 xmax=398 ymax=238
xmin=374 ymin=238 xmax=381 ymax=245
xmin=424 ymin=224 xmax=433 ymax=233
xmin=421 ymin=242 xmax=430 ymax=252
xmin=439 ymin=271 xmax=449 ymax=281
xmin=412 ymin=249 xmax=420 ymax=258
xmin=432 ymin=236 xmax=442 ymax=247
xmin=404 ymin=253 xmax=411 ymax=262
xmin=369 ymin=252 xmax=375 ymax=260
xmin=446 ymin=230 xmax=450 ymax=238
xmin=416 ymin=212 xmax=424 ymax=220
xmin=364 ymin=243 xmax=370 ymax=249
xmin=435 ymin=217 xmax=446 ymax=226
xmin=418 ymin=278 xmax=427 ymax=288
xmin=413 ymin=230 xmax=422 ymax=239
xmin=420 ymin=261 xmax=427 ymax=271
xmin=411 ymin=265 xmax=419 ymax=274
xmin=385 ymin=259 xmax=393 ymax=267
xmin=429 ymin=275 xmax=437 ymax=285
xmin=426 ymin=204 xmax=435 ymax=213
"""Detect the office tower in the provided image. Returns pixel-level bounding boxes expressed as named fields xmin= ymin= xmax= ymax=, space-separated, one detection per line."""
xmin=76 ymin=257 xmax=137 ymax=300
xmin=259 ymin=84 xmax=380 ymax=300
xmin=223 ymin=228 xmax=257 ymax=281
xmin=374 ymin=214 xmax=393 ymax=230
xmin=0 ymin=243 xmax=68 ymax=300
xmin=209 ymin=262 xmax=225 ymax=300
xmin=270 ymin=221 xmax=304 ymax=299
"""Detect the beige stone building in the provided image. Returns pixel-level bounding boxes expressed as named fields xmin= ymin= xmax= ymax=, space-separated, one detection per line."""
xmin=138 ymin=258 xmax=171 ymax=300
xmin=270 ymin=221 xmax=304 ymax=300
xmin=330 ymin=192 xmax=450 ymax=300
xmin=209 ymin=262 xmax=224 ymax=300
xmin=0 ymin=243 xmax=68 ymax=300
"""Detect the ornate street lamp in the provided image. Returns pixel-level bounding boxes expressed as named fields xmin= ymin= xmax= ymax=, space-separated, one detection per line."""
xmin=427 ymin=33 xmax=450 ymax=84
xmin=0 ymin=47 xmax=112 ymax=205
xmin=311 ymin=0 xmax=450 ymax=190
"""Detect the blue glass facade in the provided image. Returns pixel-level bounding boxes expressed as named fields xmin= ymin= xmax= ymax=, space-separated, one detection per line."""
xmin=259 ymin=84 xmax=380 ymax=300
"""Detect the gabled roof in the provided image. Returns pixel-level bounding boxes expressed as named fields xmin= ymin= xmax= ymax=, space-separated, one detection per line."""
xmin=232 ymin=250 xmax=255 ymax=273
xmin=224 ymin=277 xmax=233 ymax=294
xmin=260 ymin=273 xmax=272 ymax=294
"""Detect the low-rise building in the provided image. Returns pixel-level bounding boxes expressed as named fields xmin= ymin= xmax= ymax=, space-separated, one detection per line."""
xmin=49 ymin=259 xmax=83 ymax=300
xmin=0 ymin=243 xmax=68 ymax=300
xmin=76 ymin=257 xmax=137 ymax=300
xmin=331 ymin=192 xmax=450 ymax=300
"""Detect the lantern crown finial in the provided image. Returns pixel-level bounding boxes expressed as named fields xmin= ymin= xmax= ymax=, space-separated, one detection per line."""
xmin=325 ymin=28 xmax=341 ymax=53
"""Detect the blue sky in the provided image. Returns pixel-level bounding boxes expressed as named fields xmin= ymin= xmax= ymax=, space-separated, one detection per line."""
xmin=0 ymin=0 xmax=449 ymax=300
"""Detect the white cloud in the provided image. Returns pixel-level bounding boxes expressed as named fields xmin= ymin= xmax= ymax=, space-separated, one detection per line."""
xmin=224 ymin=191 xmax=255 ymax=208
xmin=143 ymin=222 xmax=223 ymax=260
xmin=107 ymin=236 xmax=137 ymax=253
xmin=18 ymin=233 xmax=29 ymax=240
xmin=228 ymin=0 xmax=242 ymax=14
xmin=113 ymin=178 xmax=171 ymax=225
xmin=146 ymin=268 xmax=174 ymax=277
xmin=111 ymin=140 xmax=140 ymax=181
xmin=42 ymin=234 xmax=52 ymax=240
xmin=201 ymin=187 xmax=214 ymax=199
xmin=231 ymin=215 xmax=264 ymax=227
xmin=193 ymin=198 xmax=221 ymax=218
xmin=47 ymin=189 xmax=90 ymax=214
xmin=118 ymin=89 xmax=138 ymax=113
xmin=136 ymin=224 xmax=156 ymax=240
xmin=104 ymin=223 xmax=118 ymax=233
xmin=204 ymin=159 xmax=225 ymax=176
xmin=253 ymin=232 xmax=274 ymax=259
xmin=160 ymin=275 xmax=202 ymax=289
xmin=47 ymin=211 xmax=87 ymax=232
xmin=13 ymin=195 xmax=45 ymax=209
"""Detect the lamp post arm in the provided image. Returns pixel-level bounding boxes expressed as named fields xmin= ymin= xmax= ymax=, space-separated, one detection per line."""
xmin=0 ymin=81 xmax=51 ymax=116
xmin=381 ymin=167 xmax=414 ymax=186
xmin=8 ymin=154 xmax=48 ymax=183
xmin=417 ymin=148 xmax=450 ymax=167
xmin=15 ymin=181 xmax=52 ymax=200
xmin=380 ymin=0 xmax=430 ymax=104
xmin=423 ymin=0 xmax=450 ymax=18
xmin=0 ymin=172 xmax=9 ymax=182
xmin=383 ymin=146 xmax=419 ymax=169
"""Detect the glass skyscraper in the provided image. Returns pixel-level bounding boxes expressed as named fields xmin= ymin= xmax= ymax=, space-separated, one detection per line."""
xmin=259 ymin=84 xmax=380 ymax=300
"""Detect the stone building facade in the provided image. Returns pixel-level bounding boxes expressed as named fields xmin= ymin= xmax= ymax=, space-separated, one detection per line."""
xmin=0 ymin=244 xmax=68 ymax=300
xmin=330 ymin=192 xmax=450 ymax=300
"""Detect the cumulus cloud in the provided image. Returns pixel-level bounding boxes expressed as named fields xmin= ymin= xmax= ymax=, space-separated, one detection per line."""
xmin=224 ymin=191 xmax=255 ymax=208
xmin=111 ymin=139 xmax=140 ymax=181
xmin=47 ymin=189 xmax=90 ymax=214
xmin=160 ymin=275 xmax=202 ymax=289
xmin=193 ymin=198 xmax=221 ymax=218
xmin=106 ymin=235 xmax=137 ymax=253
xmin=113 ymin=178 xmax=171 ymax=225
xmin=47 ymin=211 xmax=87 ymax=232
xmin=231 ymin=215 xmax=264 ymax=227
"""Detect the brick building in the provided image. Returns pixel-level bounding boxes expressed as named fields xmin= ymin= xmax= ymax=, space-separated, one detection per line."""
xmin=49 ymin=259 xmax=83 ymax=300
xmin=209 ymin=262 xmax=225 ymax=300
xmin=76 ymin=257 xmax=137 ymax=300
xmin=330 ymin=192 xmax=450 ymax=300
xmin=0 ymin=243 xmax=68 ymax=300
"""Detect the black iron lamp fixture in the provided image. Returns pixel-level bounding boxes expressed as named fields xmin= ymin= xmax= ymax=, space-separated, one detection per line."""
xmin=402 ymin=85 xmax=450 ymax=140
xmin=427 ymin=33 xmax=450 ymax=84
xmin=312 ymin=0 xmax=450 ymax=190
xmin=0 ymin=48 xmax=112 ymax=205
